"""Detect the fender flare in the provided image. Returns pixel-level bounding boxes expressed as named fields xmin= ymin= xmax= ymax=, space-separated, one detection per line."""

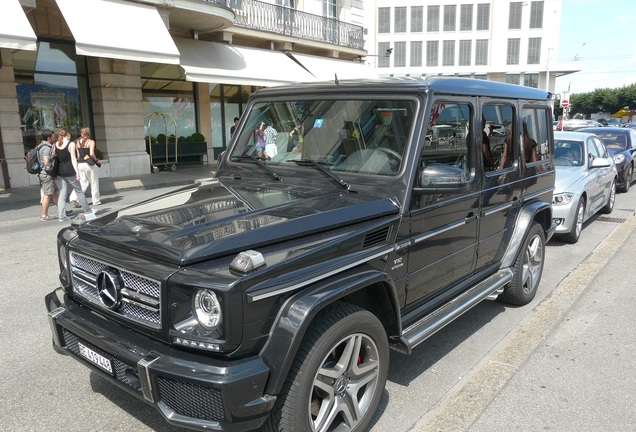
xmin=260 ymin=265 xmax=400 ymax=396
xmin=501 ymin=199 xmax=553 ymax=268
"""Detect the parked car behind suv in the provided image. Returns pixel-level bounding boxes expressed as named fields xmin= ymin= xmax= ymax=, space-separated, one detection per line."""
xmin=579 ymin=127 xmax=636 ymax=192
xmin=46 ymin=78 xmax=556 ymax=432
xmin=552 ymin=131 xmax=617 ymax=243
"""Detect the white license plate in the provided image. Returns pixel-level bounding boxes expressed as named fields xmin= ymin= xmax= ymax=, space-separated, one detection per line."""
xmin=77 ymin=341 xmax=113 ymax=375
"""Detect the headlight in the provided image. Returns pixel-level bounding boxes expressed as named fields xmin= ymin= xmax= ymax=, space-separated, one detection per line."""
xmin=613 ymin=154 xmax=625 ymax=164
xmin=552 ymin=192 xmax=575 ymax=205
xmin=59 ymin=243 xmax=68 ymax=273
xmin=193 ymin=289 xmax=221 ymax=330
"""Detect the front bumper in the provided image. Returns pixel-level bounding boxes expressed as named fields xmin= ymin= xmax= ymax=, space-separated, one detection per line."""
xmin=551 ymin=199 xmax=578 ymax=234
xmin=45 ymin=288 xmax=275 ymax=432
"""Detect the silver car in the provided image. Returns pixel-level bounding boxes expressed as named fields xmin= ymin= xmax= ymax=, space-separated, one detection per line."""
xmin=552 ymin=131 xmax=617 ymax=243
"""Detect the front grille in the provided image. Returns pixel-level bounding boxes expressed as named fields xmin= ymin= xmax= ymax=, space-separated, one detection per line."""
xmin=62 ymin=329 xmax=142 ymax=394
xmin=157 ymin=377 xmax=226 ymax=422
xmin=69 ymin=252 xmax=161 ymax=329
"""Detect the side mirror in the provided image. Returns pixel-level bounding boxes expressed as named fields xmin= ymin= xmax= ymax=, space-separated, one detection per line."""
xmin=413 ymin=163 xmax=469 ymax=194
xmin=590 ymin=157 xmax=611 ymax=168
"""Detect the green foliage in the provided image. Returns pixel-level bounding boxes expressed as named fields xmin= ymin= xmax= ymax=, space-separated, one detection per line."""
xmin=189 ymin=132 xmax=206 ymax=142
xmin=95 ymin=148 xmax=104 ymax=159
xmin=569 ymin=83 xmax=636 ymax=116
xmin=156 ymin=133 xmax=167 ymax=143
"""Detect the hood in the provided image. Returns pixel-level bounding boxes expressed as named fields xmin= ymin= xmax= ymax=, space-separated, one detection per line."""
xmin=555 ymin=166 xmax=585 ymax=193
xmin=75 ymin=180 xmax=399 ymax=265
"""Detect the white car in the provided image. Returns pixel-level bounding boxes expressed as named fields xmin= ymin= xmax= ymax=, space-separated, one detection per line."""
xmin=552 ymin=131 xmax=618 ymax=243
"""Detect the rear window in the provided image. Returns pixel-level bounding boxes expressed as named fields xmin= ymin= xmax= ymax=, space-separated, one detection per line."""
xmin=593 ymin=131 xmax=628 ymax=149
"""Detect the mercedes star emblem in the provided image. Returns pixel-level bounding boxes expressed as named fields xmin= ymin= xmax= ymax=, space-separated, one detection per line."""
xmin=96 ymin=268 xmax=123 ymax=310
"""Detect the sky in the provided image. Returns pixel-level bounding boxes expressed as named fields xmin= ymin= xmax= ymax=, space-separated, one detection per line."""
xmin=554 ymin=0 xmax=636 ymax=95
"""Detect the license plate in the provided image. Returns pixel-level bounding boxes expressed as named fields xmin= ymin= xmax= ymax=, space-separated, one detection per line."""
xmin=77 ymin=341 xmax=113 ymax=375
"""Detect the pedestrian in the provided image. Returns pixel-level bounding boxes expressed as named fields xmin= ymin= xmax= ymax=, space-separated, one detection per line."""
xmin=37 ymin=130 xmax=59 ymax=221
xmin=55 ymin=128 xmax=93 ymax=222
xmin=255 ymin=121 xmax=266 ymax=159
xmin=263 ymin=120 xmax=278 ymax=159
xmin=69 ymin=127 xmax=101 ymax=206
xmin=230 ymin=117 xmax=239 ymax=139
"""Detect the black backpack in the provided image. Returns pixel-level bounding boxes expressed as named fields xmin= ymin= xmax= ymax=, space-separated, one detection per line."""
xmin=25 ymin=144 xmax=43 ymax=174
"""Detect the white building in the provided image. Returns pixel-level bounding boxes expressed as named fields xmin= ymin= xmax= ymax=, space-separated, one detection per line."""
xmin=368 ymin=0 xmax=578 ymax=92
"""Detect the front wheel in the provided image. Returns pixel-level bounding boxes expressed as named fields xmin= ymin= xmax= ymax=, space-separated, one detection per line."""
xmin=500 ymin=222 xmax=545 ymax=306
xmin=621 ymin=164 xmax=632 ymax=192
xmin=564 ymin=198 xmax=585 ymax=244
xmin=601 ymin=181 xmax=616 ymax=214
xmin=264 ymin=303 xmax=389 ymax=432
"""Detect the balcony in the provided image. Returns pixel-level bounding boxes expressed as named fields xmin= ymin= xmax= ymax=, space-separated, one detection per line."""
xmin=201 ymin=0 xmax=364 ymax=50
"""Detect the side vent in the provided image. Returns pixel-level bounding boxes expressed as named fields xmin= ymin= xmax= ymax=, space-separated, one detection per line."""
xmin=363 ymin=227 xmax=391 ymax=248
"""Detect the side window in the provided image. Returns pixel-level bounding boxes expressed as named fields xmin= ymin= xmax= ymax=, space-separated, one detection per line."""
xmin=587 ymin=137 xmax=601 ymax=162
xmin=482 ymin=103 xmax=515 ymax=171
xmin=521 ymin=107 xmax=551 ymax=164
xmin=413 ymin=101 xmax=473 ymax=208
xmin=591 ymin=137 xmax=607 ymax=159
xmin=422 ymin=101 xmax=472 ymax=176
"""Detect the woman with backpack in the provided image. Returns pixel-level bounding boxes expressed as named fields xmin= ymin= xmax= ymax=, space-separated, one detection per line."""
xmin=55 ymin=128 xmax=93 ymax=222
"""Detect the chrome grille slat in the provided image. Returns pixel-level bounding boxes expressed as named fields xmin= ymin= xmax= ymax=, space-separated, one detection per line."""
xmin=69 ymin=252 xmax=161 ymax=329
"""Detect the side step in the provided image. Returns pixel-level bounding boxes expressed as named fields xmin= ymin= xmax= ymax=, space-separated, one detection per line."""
xmin=393 ymin=269 xmax=513 ymax=355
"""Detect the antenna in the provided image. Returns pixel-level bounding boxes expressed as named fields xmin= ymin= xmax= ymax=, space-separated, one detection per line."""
xmin=335 ymin=74 xmax=339 ymax=85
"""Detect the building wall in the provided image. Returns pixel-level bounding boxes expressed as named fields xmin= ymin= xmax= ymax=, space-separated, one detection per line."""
xmin=87 ymin=58 xmax=150 ymax=178
xmin=0 ymin=48 xmax=34 ymax=188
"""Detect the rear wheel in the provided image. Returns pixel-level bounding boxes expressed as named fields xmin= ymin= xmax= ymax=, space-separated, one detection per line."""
xmin=564 ymin=199 xmax=585 ymax=244
xmin=500 ymin=222 xmax=545 ymax=306
xmin=601 ymin=181 xmax=616 ymax=214
xmin=264 ymin=302 xmax=389 ymax=432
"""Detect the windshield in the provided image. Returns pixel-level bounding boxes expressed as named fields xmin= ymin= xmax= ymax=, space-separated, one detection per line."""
xmin=229 ymin=98 xmax=417 ymax=176
xmin=554 ymin=140 xmax=583 ymax=166
xmin=594 ymin=131 xmax=628 ymax=149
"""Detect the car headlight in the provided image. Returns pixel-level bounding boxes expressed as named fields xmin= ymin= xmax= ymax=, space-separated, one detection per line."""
xmin=552 ymin=192 xmax=575 ymax=205
xmin=193 ymin=289 xmax=222 ymax=331
xmin=613 ymin=154 xmax=625 ymax=164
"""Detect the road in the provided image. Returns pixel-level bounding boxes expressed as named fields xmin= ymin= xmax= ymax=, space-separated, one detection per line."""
xmin=0 ymin=184 xmax=634 ymax=432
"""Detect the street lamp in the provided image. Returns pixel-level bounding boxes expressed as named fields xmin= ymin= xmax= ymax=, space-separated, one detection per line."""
xmin=358 ymin=48 xmax=392 ymax=63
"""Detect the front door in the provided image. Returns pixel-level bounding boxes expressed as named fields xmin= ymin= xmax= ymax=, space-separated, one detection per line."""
xmin=406 ymin=100 xmax=480 ymax=306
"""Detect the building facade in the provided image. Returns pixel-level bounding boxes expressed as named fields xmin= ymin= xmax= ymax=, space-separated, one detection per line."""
xmin=0 ymin=0 xmax=371 ymax=189
xmin=371 ymin=0 xmax=576 ymax=91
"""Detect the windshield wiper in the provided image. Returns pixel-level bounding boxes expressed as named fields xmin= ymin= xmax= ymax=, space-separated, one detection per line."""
xmin=230 ymin=155 xmax=282 ymax=182
xmin=292 ymin=159 xmax=352 ymax=191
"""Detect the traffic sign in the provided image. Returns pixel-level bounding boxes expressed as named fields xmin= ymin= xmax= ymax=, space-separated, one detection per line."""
xmin=561 ymin=99 xmax=569 ymax=108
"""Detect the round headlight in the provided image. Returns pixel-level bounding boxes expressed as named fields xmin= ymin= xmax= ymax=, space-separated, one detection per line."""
xmin=193 ymin=289 xmax=221 ymax=330
xmin=613 ymin=154 xmax=625 ymax=164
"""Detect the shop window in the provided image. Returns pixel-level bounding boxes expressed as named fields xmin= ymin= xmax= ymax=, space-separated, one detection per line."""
xmin=14 ymin=40 xmax=88 ymax=149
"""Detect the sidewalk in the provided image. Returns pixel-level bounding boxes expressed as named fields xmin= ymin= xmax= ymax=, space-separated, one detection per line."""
xmin=0 ymin=163 xmax=217 ymax=208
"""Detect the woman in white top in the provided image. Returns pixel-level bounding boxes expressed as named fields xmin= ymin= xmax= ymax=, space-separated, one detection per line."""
xmin=69 ymin=127 xmax=101 ymax=206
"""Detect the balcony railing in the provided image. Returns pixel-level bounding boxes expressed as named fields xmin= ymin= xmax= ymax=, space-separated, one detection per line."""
xmin=201 ymin=0 xmax=365 ymax=50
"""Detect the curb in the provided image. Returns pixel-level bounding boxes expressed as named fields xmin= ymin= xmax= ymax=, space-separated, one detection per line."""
xmin=413 ymin=213 xmax=636 ymax=432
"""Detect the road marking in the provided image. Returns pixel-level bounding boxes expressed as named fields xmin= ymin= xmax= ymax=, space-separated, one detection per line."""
xmin=413 ymin=213 xmax=636 ymax=432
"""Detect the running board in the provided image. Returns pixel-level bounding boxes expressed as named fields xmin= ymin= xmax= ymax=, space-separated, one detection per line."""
xmin=393 ymin=269 xmax=513 ymax=355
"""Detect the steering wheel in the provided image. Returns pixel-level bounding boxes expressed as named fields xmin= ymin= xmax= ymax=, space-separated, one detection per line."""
xmin=376 ymin=147 xmax=403 ymax=172
xmin=556 ymin=156 xmax=573 ymax=165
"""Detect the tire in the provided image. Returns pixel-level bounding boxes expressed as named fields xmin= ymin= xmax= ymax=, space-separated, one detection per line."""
xmin=263 ymin=302 xmax=389 ymax=432
xmin=621 ymin=164 xmax=632 ymax=192
xmin=500 ymin=222 xmax=545 ymax=306
xmin=601 ymin=181 xmax=616 ymax=214
xmin=564 ymin=199 xmax=585 ymax=244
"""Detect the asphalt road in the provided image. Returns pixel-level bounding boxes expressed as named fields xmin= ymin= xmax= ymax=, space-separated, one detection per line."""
xmin=0 ymin=183 xmax=634 ymax=432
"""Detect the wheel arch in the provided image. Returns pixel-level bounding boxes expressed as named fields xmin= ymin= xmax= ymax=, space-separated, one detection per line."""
xmin=501 ymin=200 xmax=553 ymax=268
xmin=259 ymin=265 xmax=400 ymax=396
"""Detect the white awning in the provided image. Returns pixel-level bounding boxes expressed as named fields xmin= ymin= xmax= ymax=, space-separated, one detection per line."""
xmin=1 ymin=0 xmax=37 ymax=51
xmin=286 ymin=53 xmax=376 ymax=82
xmin=55 ymin=0 xmax=180 ymax=64
xmin=174 ymin=38 xmax=316 ymax=87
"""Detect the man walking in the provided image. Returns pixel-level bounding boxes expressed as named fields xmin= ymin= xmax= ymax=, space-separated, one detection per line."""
xmin=263 ymin=120 xmax=278 ymax=159
xmin=38 ymin=130 xmax=59 ymax=221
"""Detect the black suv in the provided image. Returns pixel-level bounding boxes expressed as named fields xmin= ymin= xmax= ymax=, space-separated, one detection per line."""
xmin=46 ymin=78 xmax=556 ymax=432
